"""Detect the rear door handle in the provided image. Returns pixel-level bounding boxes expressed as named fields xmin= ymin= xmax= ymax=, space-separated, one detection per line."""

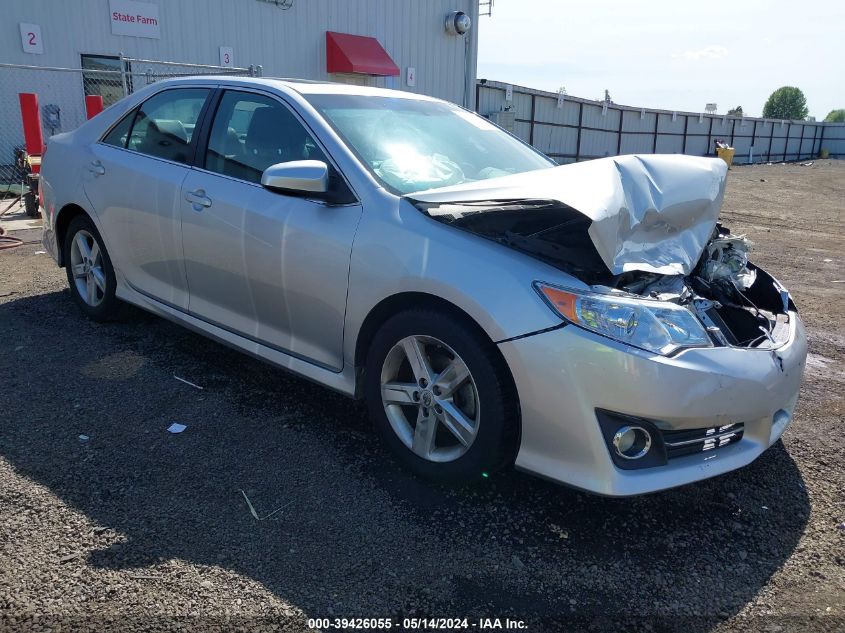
xmin=88 ymin=160 xmax=105 ymax=176
xmin=184 ymin=189 xmax=212 ymax=209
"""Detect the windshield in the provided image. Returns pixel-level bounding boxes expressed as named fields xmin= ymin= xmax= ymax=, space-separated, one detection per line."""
xmin=304 ymin=94 xmax=554 ymax=195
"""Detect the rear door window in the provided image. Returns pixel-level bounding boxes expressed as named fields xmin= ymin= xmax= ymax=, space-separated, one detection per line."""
xmin=128 ymin=88 xmax=210 ymax=164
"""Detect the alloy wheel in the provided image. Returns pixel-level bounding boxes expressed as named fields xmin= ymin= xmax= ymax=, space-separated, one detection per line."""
xmin=69 ymin=229 xmax=106 ymax=307
xmin=380 ymin=335 xmax=480 ymax=462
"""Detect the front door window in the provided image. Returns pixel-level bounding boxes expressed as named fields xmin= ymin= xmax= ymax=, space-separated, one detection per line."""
xmin=204 ymin=90 xmax=328 ymax=183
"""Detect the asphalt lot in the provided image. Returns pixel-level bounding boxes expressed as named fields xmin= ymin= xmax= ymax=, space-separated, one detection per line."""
xmin=1 ymin=160 xmax=843 ymax=632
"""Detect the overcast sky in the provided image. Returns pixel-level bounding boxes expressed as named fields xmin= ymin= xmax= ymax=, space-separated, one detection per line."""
xmin=477 ymin=0 xmax=844 ymax=119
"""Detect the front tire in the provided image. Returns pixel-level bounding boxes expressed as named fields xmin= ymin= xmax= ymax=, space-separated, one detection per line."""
xmin=364 ymin=308 xmax=519 ymax=483
xmin=63 ymin=215 xmax=122 ymax=321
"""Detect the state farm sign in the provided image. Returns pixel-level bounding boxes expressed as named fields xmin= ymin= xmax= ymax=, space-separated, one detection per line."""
xmin=109 ymin=0 xmax=160 ymax=39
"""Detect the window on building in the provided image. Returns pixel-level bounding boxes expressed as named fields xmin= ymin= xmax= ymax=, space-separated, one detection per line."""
xmin=81 ymin=55 xmax=131 ymax=108
xmin=330 ymin=73 xmax=378 ymax=88
xmin=204 ymin=90 xmax=327 ymax=183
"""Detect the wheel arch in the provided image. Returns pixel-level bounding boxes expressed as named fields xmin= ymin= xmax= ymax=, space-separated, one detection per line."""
xmin=354 ymin=292 xmax=481 ymax=368
xmin=55 ymin=203 xmax=92 ymax=267
xmin=352 ymin=292 xmax=520 ymax=409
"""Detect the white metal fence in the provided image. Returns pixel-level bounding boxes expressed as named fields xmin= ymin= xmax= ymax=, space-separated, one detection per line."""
xmin=476 ymin=80 xmax=845 ymax=164
xmin=0 ymin=57 xmax=260 ymax=196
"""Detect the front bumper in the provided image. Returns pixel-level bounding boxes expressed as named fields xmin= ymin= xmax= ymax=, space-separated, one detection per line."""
xmin=499 ymin=312 xmax=807 ymax=496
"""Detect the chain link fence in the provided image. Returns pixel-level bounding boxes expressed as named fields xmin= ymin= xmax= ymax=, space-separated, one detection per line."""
xmin=0 ymin=57 xmax=260 ymax=204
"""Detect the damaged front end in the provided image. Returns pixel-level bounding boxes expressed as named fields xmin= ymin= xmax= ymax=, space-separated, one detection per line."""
xmin=613 ymin=225 xmax=795 ymax=351
xmin=411 ymin=155 xmax=796 ymax=355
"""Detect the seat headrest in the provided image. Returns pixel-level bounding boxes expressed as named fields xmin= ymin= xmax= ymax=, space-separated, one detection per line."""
xmin=244 ymin=106 xmax=307 ymax=159
xmin=149 ymin=119 xmax=188 ymax=143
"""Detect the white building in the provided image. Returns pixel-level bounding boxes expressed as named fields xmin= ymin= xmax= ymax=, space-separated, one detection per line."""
xmin=1 ymin=0 xmax=479 ymax=166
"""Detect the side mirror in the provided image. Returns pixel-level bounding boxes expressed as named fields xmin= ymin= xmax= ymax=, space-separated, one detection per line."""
xmin=261 ymin=160 xmax=328 ymax=196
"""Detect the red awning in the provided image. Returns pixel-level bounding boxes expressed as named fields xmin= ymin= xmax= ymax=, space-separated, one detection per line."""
xmin=326 ymin=31 xmax=399 ymax=76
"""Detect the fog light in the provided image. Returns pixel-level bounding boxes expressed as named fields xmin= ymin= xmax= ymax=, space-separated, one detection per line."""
xmin=612 ymin=426 xmax=652 ymax=459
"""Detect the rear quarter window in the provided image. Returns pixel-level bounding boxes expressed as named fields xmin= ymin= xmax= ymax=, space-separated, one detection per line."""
xmin=101 ymin=107 xmax=137 ymax=148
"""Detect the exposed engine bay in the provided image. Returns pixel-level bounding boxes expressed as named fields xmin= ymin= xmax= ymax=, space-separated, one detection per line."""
xmin=616 ymin=225 xmax=794 ymax=349
xmin=414 ymin=198 xmax=794 ymax=350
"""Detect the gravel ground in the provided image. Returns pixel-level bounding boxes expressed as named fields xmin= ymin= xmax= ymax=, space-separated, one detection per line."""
xmin=1 ymin=160 xmax=843 ymax=632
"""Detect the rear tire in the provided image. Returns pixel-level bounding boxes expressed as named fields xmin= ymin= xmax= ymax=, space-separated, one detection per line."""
xmin=23 ymin=191 xmax=39 ymax=218
xmin=364 ymin=308 xmax=519 ymax=483
xmin=63 ymin=215 xmax=122 ymax=322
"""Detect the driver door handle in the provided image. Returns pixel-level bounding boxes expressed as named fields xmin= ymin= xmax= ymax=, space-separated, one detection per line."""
xmin=185 ymin=189 xmax=212 ymax=209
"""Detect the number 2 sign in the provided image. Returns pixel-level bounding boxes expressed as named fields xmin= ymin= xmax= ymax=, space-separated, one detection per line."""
xmin=219 ymin=46 xmax=234 ymax=68
xmin=20 ymin=23 xmax=44 ymax=54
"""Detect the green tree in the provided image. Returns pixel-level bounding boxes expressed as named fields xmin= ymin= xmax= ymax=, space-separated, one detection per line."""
xmin=824 ymin=109 xmax=845 ymax=122
xmin=762 ymin=86 xmax=809 ymax=120
xmin=727 ymin=106 xmax=743 ymax=116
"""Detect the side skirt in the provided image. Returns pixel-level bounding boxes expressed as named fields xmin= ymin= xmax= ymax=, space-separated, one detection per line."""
xmin=114 ymin=283 xmax=358 ymax=398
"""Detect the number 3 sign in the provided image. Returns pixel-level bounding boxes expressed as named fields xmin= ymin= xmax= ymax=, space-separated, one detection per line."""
xmin=219 ymin=46 xmax=234 ymax=68
xmin=20 ymin=23 xmax=44 ymax=54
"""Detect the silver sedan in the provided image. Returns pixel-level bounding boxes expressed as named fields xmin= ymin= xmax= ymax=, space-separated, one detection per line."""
xmin=40 ymin=77 xmax=807 ymax=495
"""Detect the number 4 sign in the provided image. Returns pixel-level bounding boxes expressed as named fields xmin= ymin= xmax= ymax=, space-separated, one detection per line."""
xmin=219 ymin=46 xmax=234 ymax=68
xmin=20 ymin=23 xmax=44 ymax=54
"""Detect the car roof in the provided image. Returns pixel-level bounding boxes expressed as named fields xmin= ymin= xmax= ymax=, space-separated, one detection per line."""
xmin=152 ymin=75 xmax=442 ymax=102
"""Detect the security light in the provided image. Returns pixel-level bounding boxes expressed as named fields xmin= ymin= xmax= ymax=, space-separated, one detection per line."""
xmin=445 ymin=11 xmax=471 ymax=35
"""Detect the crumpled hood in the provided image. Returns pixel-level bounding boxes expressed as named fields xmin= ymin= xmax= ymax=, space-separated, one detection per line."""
xmin=410 ymin=154 xmax=728 ymax=276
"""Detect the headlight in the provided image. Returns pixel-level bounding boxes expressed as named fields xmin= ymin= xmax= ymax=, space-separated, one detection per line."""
xmin=535 ymin=282 xmax=713 ymax=356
